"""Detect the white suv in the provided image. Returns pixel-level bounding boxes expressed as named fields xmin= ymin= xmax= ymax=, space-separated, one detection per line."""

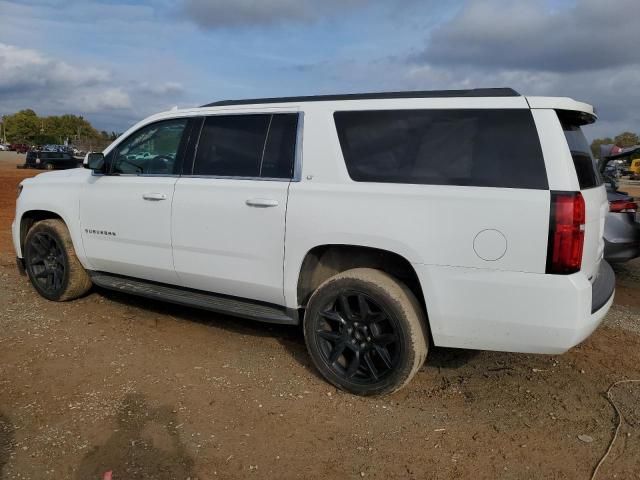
xmin=12 ymin=88 xmax=615 ymax=395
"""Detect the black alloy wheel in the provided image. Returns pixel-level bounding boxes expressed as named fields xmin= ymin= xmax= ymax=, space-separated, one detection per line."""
xmin=304 ymin=268 xmax=428 ymax=396
xmin=315 ymin=291 xmax=401 ymax=384
xmin=25 ymin=231 xmax=67 ymax=298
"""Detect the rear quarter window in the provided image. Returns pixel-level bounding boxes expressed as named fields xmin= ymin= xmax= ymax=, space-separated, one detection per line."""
xmin=560 ymin=119 xmax=602 ymax=190
xmin=334 ymin=109 xmax=548 ymax=189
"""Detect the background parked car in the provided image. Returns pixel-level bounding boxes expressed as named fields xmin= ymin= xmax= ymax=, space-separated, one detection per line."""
xmin=600 ymin=144 xmax=640 ymax=262
xmin=20 ymin=150 xmax=81 ymax=170
xmin=70 ymin=146 xmax=85 ymax=157
xmin=629 ymin=158 xmax=640 ymax=179
xmin=9 ymin=143 xmax=29 ymax=153
xmin=0 ymin=144 xmax=9 ymax=151
xmin=604 ymin=186 xmax=640 ymax=262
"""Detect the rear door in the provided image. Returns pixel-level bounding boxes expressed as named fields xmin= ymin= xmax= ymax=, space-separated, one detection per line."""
xmin=171 ymin=112 xmax=299 ymax=305
xmin=559 ymin=114 xmax=607 ymax=280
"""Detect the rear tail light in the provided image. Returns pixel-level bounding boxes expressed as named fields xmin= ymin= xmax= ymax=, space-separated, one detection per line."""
xmin=609 ymin=199 xmax=637 ymax=213
xmin=546 ymin=192 xmax=585 ymax=274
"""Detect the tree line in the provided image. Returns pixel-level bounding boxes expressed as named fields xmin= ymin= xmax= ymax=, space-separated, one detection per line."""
xmin=1 ymin=109 xmax=120 ymax=145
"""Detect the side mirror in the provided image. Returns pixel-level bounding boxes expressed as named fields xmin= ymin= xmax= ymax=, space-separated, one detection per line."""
xmin=84 ymin=152 xmax=105 ymax=172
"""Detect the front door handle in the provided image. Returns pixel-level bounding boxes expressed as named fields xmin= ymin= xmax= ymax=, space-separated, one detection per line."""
xmin=245 ymin=198 xmax=279 ymax=208
xmin=142 ymin=193 xmax=167 ymax=201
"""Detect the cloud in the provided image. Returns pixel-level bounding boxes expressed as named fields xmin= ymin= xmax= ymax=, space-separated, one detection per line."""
xmin=181 ymin=0 xmax=370 ymax=28
xmin=0 ymin=43 xmax=107 ymax=93
xmin=418 ymin=0 xmax=640 ymax=73
xmin=76 ymin=88 xmax=132 ymax=112
xmin=287 ymin=53 xmax=640 ymax=139
xmin=0 ymin=42 xmax=186 ymax=131
xmin=136 ymin=81 xmax=185 ymax=96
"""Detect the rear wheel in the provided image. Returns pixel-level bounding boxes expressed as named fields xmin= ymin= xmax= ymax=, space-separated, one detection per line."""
xmin=304 ymin=268 xmax=428 ymax=396
xmin=24 ymin=219 xmax=92 ymax=301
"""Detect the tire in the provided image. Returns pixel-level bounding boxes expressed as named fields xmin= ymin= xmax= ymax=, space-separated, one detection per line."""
xmin=24 ymin=219 xmax=92 ymax=301
xmin=44 ymin=163 xmax=55 ymax=170
xmin=304 ymin=268 xmax=428 ymax=396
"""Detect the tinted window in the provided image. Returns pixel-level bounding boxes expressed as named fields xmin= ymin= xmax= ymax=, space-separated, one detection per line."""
xmin=261 ymin=114 xmax=298 ymax=178
xmin=193 ymin=115 xmax=268 ymax=177
xmin=193 ymin=114 xmax=297 ymax=178
xmin=111 ymin=119 xmax=187 ymax=175
xmin=40 ymin=152 xmax=71 ymax=160
xmin=334 ymin=109 xmax=548 ymax=189
xmin=561 ymin=121 xmax=602 ymax=189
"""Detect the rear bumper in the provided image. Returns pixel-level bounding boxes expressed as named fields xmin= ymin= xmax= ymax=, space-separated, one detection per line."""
xmin=604 ymin=212 xmax=640 ymax=262
xmin=591 ymin=260 xmax=615 ymax=313
xmin=604 ymin=239 xmax=640 ymax=263
xmin=414 ymin=261 xmax=615 ymax=354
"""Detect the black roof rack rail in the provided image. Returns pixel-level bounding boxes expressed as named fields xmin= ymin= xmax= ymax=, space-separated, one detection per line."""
xmin=201 ymin=88 xmax=520 ymax=107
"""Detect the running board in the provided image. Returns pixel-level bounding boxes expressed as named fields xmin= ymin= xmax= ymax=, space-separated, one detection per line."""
xmin=89 ymin=271 xmax=298 ymax=325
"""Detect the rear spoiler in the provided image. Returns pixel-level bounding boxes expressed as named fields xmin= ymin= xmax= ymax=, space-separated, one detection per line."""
xmin=527 ymin=97 xmax=597 ymax=125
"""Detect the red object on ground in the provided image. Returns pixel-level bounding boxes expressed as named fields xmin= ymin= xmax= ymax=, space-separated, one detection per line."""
xmin=103 ymin=471 xmax=113 ymax=480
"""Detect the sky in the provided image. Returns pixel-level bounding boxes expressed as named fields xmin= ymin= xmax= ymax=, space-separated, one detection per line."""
xmin=0 ymin=0 xmax=638 ymax=139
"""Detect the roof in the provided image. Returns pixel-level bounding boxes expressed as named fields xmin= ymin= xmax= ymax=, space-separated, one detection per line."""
xmin=201 ymin=88 xmax=520 ymax=107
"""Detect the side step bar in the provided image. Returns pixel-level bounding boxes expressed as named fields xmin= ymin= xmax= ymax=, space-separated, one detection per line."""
xmin=89 ymin=271 xmax=298 ymax=325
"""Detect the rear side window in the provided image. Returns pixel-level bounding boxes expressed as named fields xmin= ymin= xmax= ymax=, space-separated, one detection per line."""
xmin=192 ymin=113 xmax=298 ymax=178
xmin=334 ymin=109 xmax=548 ymax=189
xmin=261 ymin=114 xmax=299 ymax=178
xmin=560 ymin=119 xmax=602 ymax=189
xmin=194 ymin=115 xmax=269 ymax=177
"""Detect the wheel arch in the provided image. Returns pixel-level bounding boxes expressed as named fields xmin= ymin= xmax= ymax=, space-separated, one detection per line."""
xmin=20 ymin=210 xmax=65 ymax=254
xmin=296 ymin=244 xmax=428 ymax=321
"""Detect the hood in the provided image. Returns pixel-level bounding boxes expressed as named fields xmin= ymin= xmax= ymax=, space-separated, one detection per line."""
xmin=23 ymin=167 xmax=90 ymax=185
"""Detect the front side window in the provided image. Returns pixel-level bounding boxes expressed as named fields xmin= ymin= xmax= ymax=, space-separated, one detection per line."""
xmin=334 ymin=109 xmax=548 ymax=189
xmin=111 ymin=119 xmax=187 ymax=175
xmin=192 ymin=113 xmax=298 ymax=178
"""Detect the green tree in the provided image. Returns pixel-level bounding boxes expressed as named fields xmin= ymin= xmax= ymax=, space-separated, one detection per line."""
xmin=4 ymin=109 xmax=40 ymax=143
xmin=614 ymin=132 xmax=639 ymax=148
xmin=590 ymin=137 xmax=614 ymax=158
xmin=2 ymin=109 xmax=104 ymax=144
xmin=44 ymin=114 xmax=100 ymax=143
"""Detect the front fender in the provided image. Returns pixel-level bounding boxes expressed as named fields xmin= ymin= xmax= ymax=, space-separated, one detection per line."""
xmin=14 ymin=173 xmax=90 ymax=268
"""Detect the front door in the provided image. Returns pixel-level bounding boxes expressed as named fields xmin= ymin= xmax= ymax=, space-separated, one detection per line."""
xmin=79 ymin=118 xmax=189 ymax=284
xmin=172 ymin=112 xmax=299 ymax=305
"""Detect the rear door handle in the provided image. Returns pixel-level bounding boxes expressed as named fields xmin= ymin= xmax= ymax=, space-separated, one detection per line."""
xmin=142 ymin=193 xmax=167 ymax=201
xmin=245 ymin=198 xmax=279 ymax=208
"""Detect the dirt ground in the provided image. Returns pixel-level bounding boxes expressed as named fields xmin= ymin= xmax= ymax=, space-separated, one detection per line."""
xmin=1 ymin=151 xmax=639 ymax=480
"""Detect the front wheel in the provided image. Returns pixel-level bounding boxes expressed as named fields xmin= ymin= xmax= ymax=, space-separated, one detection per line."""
xmin=304 ymin=268 xmax=428 ymax=396
xmin=24 ymin=219 xmax=92 ymax=301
